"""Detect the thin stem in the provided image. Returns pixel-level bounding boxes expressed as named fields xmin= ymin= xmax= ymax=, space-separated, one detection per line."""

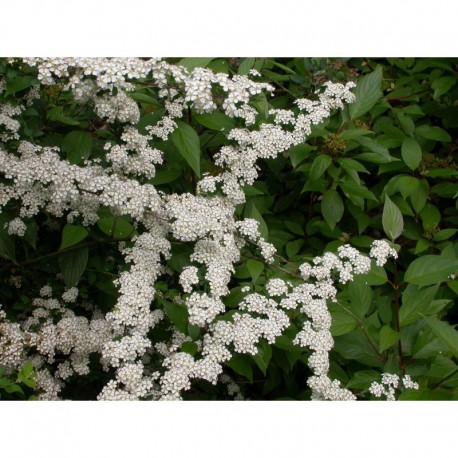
xmin=241 ymin=254 xmax=303 ymax=280
xmin=243 ymin=237 xmax=299 ymax=271
xmin=393 ymin=260 xmax=406 ymax=375
xmin=336 ymin=301 xmax=386 ymax=362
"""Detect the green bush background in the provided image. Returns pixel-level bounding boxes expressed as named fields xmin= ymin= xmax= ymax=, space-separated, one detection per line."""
xmin=0 ymin=57 xmax=457 ymax=400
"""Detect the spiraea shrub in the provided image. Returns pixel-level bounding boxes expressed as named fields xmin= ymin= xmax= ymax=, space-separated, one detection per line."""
xmin=0 ymin=58 xmax=456 ymax=400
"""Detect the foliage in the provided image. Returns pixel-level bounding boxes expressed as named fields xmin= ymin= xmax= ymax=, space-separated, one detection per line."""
xmin=0 ymin=57 xmax=456 ymax=400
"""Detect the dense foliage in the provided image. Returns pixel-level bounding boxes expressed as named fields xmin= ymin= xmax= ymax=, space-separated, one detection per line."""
xmin=0 ymin=57 xmax=457 ymax=400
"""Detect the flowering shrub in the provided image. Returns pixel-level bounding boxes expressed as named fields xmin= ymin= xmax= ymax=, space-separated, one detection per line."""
xmin=0 ymin=58 xmax=456 ymax=401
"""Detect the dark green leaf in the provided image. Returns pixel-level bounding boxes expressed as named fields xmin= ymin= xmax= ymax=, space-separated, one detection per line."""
xmin=404 ymin=255 xmax=458 ymax=286
xmin=194 ymin=111 xmax=235 ymax=132
xmin=431 ymin=76 xmax=456 ymax=99
xmin=5 ymin=76 xmax=37 ymax=96
xmin=349 ymin=66 xmax=383 ymax=120
xmin=401 ymin=137 xmax=422 ymax=170
xmin=425 ymin=317 xmax=458 ymax=358
xmin=170 ymin=120 xmax=201 ymax=177
xmin=97 ymin=216 xmax=134 ymax=239
xmin=244 ymin=200 xmax=268 ymax=240
xmin=348 ymin=282 xmax=372 ymax=317
xmin=379 ymin=326 xmax=400 ymax=352
xmin=62 ymin=131 xmax=93 ymax=164
xmin=416 ymin=125 xmax=451 ymax=142
xmin=162 ymin=300 xmax=188 ymax=334
xmin=321 ymin=189 xmax=344 ymax=230
xmin=60 ymin=224 xmax=89 ymax=249
xmin=382 ymin=195 xmax=404 ymax=241
xmin=309 ymin=155 xmax=332 ymax=182
xmin=329 ymin=304 xmax=358 ymax=336
xmin=246 ymin=259 xmax=264 ymax=282
xmin=58 ymin=247 xmax=89 ymax=287
xmin=226 ymin=355 xmax=253 ymax=382
xmin=400 ymin=284 xmax=439 ymax=326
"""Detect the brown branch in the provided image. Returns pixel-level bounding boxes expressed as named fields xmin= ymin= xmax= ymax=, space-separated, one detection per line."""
xmin=393 ymin=260 xmax=406 ymax=375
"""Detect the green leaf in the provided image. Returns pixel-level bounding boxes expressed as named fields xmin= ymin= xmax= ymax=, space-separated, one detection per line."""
xmin=411 ymin=179 xmax=428 ymax=213
xmin=0 ymin=227 xmax=16 ymax=262
xmin=425 ymin=317 xmax=458 ymax=358
xmin=226 ymin=355 xmax=253 ymax=382
xmin=321 ymin=189 xmax=344 ymax=230
xmin=60 ymin=224 xmax=89 ymax=249
xmin=419 ymin=203 xmax=441 ymax=232
xmin=416 ymin=125 xmax=451 ymax=142
xmin=194 ymin=111 xmax=235 ymax=132
xmin=379 ymin=325 xmax=400 ymax=352
xmin=238 ymin=57 xmax=256 ymax=75
xmin=339 ymin=129 xmax=374 ymax=141
xmin=62 ymin=131 xmax=93 ymax=164
xmin=181 ymin=342 xmax=198 ymax=356
xmin=396 ymin=112 xmax=415 ymax=137
xmin=149 ymin=167 xmax=182 ymax=185
xmin=4 ymin=384 xmax=24 ymax=395
xmin=382 ymin=195 xmax=403 ymax=241
xmin=129 ymin=93 xmax=161 ymax=107
xmin=354 ymin=261 xmax=388 ymax=285
xmin=288 ymin=144 xmax=314 ymax=168
xmin=47 ymin=107 xmax=80 ymax=126
xmin=401 ymin=137 xmax=422 ymax=170
xmin=431 ymin=76 xmax=456 ymax=99
xmin=329 ymin=304 xmax=358 ymax=336
xmin=162 ymin=300 xmax=188 ymax=334
xmin=333 ymin=331 xmax=381 ymax=366
xmin=284 ymin=221 xmax=304 ymax=236
xmin=433 ymin=229 xmax=458 ymax=242
xmin=252 ymin=340 xmax=272 ymax=375
xmin=348 ymin=282 xmax=372 ymax=317
xmin=252 ymin=94 xmax=269 ymax=119
xmin=404 ymin=255 xmax=458 ymax=286
xmin=400 ymin=284 xmax=439 ymax=326
xmin=346 ymin=370 xmax=381 ymax=390
xmin=58 ymin=247 xmax=89 ymax=287
xmin=349 ymin=66 xmax=383 ymax=120
xmin=97 ymin=216 xmax=134 ymax=239
xmin=23 ymin=219 xmax=38 ymax=250
xmin=309 ymin=154 xmax=332 ymax=182
xmin=244 ymin=200 xmax=268 ymax=240
xmin=246 ymin=259 xmax=264 ymax=282
xmin=170 ymin=120 xmax=201 ymax=177
xmin=285 ymin=239 xmax=303 ymax=258
xmin=5 ymin=76 xmax=37 ymax=96
xmin=356 ymin=137 xmax=392 ymax=161
xmin=178 ymin=58 xmax=214 ymax=70
xmin=18 ymin=361 xmax=34 ymax=382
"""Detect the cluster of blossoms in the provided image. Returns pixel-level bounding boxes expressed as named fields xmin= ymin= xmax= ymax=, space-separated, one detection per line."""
xmin=0 ymin=58 xmax=407 ymax=401
xmin=369 ymin=373 xmax=419 ymax=401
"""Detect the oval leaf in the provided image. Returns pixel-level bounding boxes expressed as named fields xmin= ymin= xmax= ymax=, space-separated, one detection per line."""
xmin=62 ymin=131 xmax=93 ymax=164
xmin=170 ymin=120 xmax=201 ymax=177
xmin=58 ymin=247 xmax=89 ymax=287
xmin=321 ymin=189 xmax=344 ymax=230
xmin=382 ymin=195 xmax=404 ymax=241
xmin=404 ymin=255 xmax=458 ymax=286
xmin=349 ymin=66 xmax=383 ymax=120
xmin=60 ymin=224 xmax=89 ymax=249
xmin=401 ymin=137 xmax=422 ymax=170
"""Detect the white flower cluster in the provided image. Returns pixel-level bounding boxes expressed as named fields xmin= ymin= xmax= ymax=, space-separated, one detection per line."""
xmin=5 ymin=217 xmax=27 ymax=236
xmin=0 ymin=103 xmax=23 ymax=142
xmin=105 ymin=126 xmax=163 ymax=179
xmin=369 ymin=373 xmax=419 ymax=401
xmin=370 ymin=240 xmax=398 ymax=266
